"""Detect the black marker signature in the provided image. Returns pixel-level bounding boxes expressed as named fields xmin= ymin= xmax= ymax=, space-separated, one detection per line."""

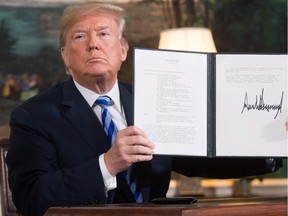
xmin=241 ymin=88 xmax=284 ymax=119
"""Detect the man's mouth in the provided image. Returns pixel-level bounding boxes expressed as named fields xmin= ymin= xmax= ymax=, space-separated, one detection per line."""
xmin=87 ymin=57 xmax=106 ymax=63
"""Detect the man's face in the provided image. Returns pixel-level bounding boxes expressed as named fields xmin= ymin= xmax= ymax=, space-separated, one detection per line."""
xmin=61 ymin=14 xmax=127 ymax=86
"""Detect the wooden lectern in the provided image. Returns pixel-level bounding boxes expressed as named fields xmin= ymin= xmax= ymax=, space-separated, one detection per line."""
xmin=45 ymin=196 xmax=287 ymax=216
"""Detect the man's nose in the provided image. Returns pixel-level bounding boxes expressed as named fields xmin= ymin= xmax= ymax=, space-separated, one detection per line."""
xmin=88 ymin=34 xmax=100 ymax=51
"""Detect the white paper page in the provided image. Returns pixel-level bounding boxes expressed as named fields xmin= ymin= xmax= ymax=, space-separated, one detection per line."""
xmin=216 ymin=54 xmax=287 ymax=157
xmin=134 ymin=49 xmax=208 ymax=156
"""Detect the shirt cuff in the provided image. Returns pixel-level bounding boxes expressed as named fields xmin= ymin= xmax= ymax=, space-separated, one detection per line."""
xmin=99 ymin=154 xmax=117 ymax=191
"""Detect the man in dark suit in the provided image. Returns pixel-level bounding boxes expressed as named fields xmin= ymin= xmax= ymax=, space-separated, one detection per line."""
xmin=6 ymin=2 xmax=281 ymax=216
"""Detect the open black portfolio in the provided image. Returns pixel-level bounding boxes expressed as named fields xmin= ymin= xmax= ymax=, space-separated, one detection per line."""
xmin=133 ymin=48 xmax=287 ymax=157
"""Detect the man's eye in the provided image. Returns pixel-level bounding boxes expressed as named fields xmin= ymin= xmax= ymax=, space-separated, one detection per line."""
xmin=74 ymin=34 xmax=86 ymax=41
xmin=98 ymin=32 xmax=110 ymax=38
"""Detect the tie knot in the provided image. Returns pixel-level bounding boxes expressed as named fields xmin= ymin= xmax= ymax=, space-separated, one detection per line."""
xmin=95 ymin=95 xmax=112 ymax=108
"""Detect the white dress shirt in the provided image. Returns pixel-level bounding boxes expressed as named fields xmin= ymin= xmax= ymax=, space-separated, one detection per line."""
xmin=73 ymin=79 xmax=127 ymax=193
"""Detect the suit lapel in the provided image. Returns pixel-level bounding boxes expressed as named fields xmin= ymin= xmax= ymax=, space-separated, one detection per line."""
xmin=119 ymin=83 xmax=133 ymax=126
xmin=61 ymin=79 xmax=110 ymax=154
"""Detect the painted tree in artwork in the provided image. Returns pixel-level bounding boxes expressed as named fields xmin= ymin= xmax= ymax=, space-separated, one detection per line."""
xmin=0 ymin=20 xmax=17 ymax=73
xmin=149 ymin=0 xmax=287 ymax=52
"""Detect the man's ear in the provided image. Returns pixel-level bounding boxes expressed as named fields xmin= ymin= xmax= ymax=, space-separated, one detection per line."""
xmin=59 ymin=47 xmax=71 ymax=74
xmin=61 ymin=47 xmax=70 ymax=68
xmin=120 ymin=38 xmax=129 ymax=62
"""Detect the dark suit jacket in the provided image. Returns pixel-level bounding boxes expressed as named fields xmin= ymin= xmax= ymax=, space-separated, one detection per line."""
xmin=6 ymin=78 xmax=279 ymax=216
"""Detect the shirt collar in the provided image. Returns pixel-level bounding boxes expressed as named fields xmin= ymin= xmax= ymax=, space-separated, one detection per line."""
xmin=73 ymin=79 xmax=121 ymax=110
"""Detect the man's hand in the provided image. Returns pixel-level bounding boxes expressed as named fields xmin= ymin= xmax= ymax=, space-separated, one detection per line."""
xmin=104 ymin=126 xmax=154 ymax=176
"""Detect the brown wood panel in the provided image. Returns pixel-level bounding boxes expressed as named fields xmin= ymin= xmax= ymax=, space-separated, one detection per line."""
xmin=182 ymin=203 xmax=287 ymax=216
xmin=46 ymin=206 xmax=183 ymax=216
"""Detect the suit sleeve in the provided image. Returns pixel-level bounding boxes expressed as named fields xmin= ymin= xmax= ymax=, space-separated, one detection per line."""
xmin=172 ymin=156 xmax=282 ymax=179
xmin=6 ymin=107 xmax=107 ymax=216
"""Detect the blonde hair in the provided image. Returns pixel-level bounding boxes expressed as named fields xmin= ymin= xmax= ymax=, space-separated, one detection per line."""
xmin=59 ymin=2 xmax=126 ymax=48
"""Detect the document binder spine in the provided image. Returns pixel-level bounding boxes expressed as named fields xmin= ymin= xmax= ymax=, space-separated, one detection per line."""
xmin=207 ymin=53 xmax=216 ymax=157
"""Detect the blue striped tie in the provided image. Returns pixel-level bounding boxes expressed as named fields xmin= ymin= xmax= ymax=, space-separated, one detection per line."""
xmin=124 ymin=166 xmax=143 ymax=203
xmin=95 ymin=95 xmax=142 ymax=203
xmin=95 ymin=96 xmax=117 ymax=144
